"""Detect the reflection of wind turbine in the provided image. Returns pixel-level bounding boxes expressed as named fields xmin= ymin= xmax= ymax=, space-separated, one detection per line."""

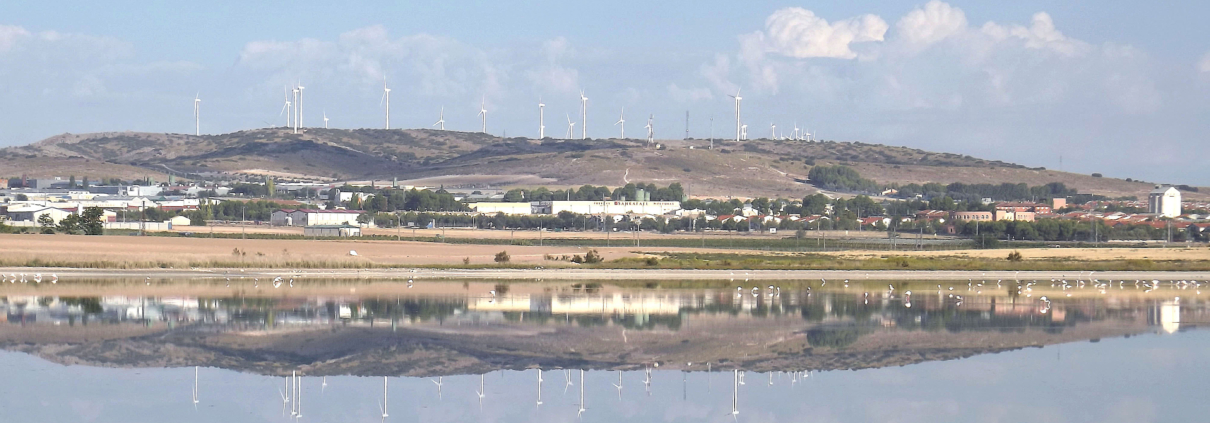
xmin=611 ymin=370 xmax=623 ymax=401
xmin=192 ymin=366 xmax=199 ymax=411
xmin=535 ymin=369 xmax=543 ymax=408
xmin=379 ymin=376 xmax=389 ymax=422
xmin=431 ymin=376 xmax=443 ymax=400
xmin=577 ymin=369 xmax=587 ymax=419
xmin=475 ymin=374 xmax=485 ymax=410
xmin=321 ymin=376 xmax=327 ymax=394
xmin=564 ymin=369 xmax=574 ymax=394
xmin=730 ymin=370 xmax=740 ymax=422
xmin=643 ymin=365 xmax=652 ymax=395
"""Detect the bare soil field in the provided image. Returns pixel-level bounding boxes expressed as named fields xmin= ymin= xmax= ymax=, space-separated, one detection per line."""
xmin=829 ymin=246 xmax=1210 ymax=261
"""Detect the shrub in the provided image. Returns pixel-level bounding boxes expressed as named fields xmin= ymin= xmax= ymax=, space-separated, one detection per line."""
xmin=571 ymin=255 xmax=584 ymax=264
xmin=494 ymin=250 xmax=511 ymax=263
xmin=1007 ymin=250 xmax=1023 ymax=262
xmin=463 ymin=257 xmax=471 ymax=265
xmin=583 ymin=249 xmax=604 ymax=264
xmin=644 ymin=257 xmax=659 ymax=266
xmin=1091 ymin=173 xmax=1103 ymax=178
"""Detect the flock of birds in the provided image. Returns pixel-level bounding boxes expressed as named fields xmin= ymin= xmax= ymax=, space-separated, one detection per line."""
xmin=2 ymin=272 xmax=57 ymax=284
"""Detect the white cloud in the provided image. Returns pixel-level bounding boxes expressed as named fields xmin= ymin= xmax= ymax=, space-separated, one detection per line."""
xmin=0 ymin=24 xmax=31 ymax=52
xmin=981 ymin=12 xmax=1087 ymax=56
xmin=757 ymin=8 xmax=888 ymax=60
xmin=1198 ymin=51 xmax=1210 ymax=73
xmin=896 ymin=0 xmax=968 ymax=47
xmin=667 ymin=83 xmax=713 ymax=103
xmin=526 ymin=36 xmax=580 ymax=94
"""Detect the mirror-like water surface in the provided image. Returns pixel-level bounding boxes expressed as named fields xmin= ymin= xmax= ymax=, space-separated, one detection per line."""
xmin=0 ymin=278 xmax=1205 ymax=422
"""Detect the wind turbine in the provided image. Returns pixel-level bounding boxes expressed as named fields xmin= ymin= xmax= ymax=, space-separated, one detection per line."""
xmin=728 ymin=88 xmax=742 ymax=142
xmin=323 ymin=110 xmax=329 ymax=129
xmin=564 ymin=369 xmax=574 ymax=395
xmin=740 ymin=124 xmax=748 ymax=141
xmin=730 ymin=370 xmax=740 ymax=422
xmin=292 ymin=85 xmax=300 ymax=133
xmin=193 ymin=93 xmax=201 ymax=136
xmin=645 ymin=114 xmax=654 ymax=145
xmin=477 ymin=97 xmax=487 ymax=133
xmin=579 ymin=90 xmax=588 ymax=140
xmin=614 ymin=107 xmax=625 ymax=139
xmin=793 ymin=121 xmax=800 ymax=140
xmin=770 ymin=123 xmax=776 ymax=140
xmin=565 ymin=113 xmax=575 ymax=139
xmin=297 ymin=80 xmax=305 ymax=129
xmin=380 ymin=77 xmax=391 ymax=130
xmin=434 ymin=107 xmax=445 ymax=130
xmin=280 ymin=86 xmax=292 ymax=128
xmin=538 ymin=98 xmax=545 ymax=139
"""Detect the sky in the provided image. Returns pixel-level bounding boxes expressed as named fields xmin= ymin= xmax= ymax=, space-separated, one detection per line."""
xmin=2 ymin=1 xmax=1210 ymax=184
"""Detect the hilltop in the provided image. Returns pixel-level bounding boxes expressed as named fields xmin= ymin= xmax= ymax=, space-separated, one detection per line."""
xmin=0 ymin=128 xmax=1192 ymax=199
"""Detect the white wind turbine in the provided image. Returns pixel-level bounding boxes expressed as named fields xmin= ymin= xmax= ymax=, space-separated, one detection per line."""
xmin=323 ymin=110 xmax=329 ymax=129
xmin=431 ymin=376 xmax=443 ymax=400
xmin=577 ymin=369 xmax=587 ymax=419
xmin=280 ymin=86 xmax=292 ymax=128
xmin=729 ymin=370 xmax=740 ymax=422
xmin=793 ymin=121 xmax=800 ymax=140
xmin=434 ymin=107 xmax=445 ymax=130
xmin=475 ymin=374 xmax=486 ymax=410
xmin=728 ymin=88 xmax=742 ymax=142
xmin=740 ymin=124 xmax=748 ymax=141
xmin=538 ymin=97 xmax=545 ymax=139
xmin=292 ymin=85 xmax=300 ymax=133
xmin=565 ymin=113 xmax=575 ymax=139
xmin=477 ymin=97 xmax=487 ymax=133
xmin=611 ymin=370 xmax=623 ymax=401
xmin=770 ymin=123 xmax=776 ymax=140
xmin=579 ymin=90 xmax=588 ymax=140
xmin=645 ymin=114 xmax=654 ymax=145
xmin=380 ymin=77 xmax=391 ymax=130
xmin=535 ymin=369 xmax=544 ymax=408
xmin=193 ymin=93 xmax=201 ymax=136
xmin=614 ymin=107 xmax=625 ymax=139
xmin=297 ymin=80 xmax=305 ymax=129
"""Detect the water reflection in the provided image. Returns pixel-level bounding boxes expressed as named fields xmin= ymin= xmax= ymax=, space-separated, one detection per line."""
xmin=0 ymin=280 xmax=1207 ymax=421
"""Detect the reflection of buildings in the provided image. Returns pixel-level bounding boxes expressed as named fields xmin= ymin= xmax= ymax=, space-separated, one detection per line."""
xmin=468 ymin=294 xmax=686 ymax=315
xmin=1150 ymin=301 xmax=1181 ymax=334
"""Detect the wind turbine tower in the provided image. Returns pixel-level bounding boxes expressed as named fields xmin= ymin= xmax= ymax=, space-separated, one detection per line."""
xmin=193 ymin=93 xmax=201 ymax=136
xmin=614 ymin=107 xmax=625 ymax=139
xmin=579 ymin=90 xmax=588 ymax=140
xmin=565 ymin=114 xmax=575 ymax=139
xmin=292 ymin=85 xmax=299 ymax=133
xmin=434 ymin=107 xmax=445 ymax=130
xmin=645 ymin=114 xmax=654 ymax=145
xmin=380 ymin=77 xmax=391 ymax=130
xmin=477 ymin=97 xmax=487 ymax=133
xmin=280 ymin=86 xmax=292 ymax=128
xmin=297 ymin=81 xmax=305 ymax=129
xmin=538 ymin=98 xmax=545 ymax=139
xmin=728 ymin=88 xmax=742 ymax=142
xmin=323 ymin=110 xmax=329 ymax=129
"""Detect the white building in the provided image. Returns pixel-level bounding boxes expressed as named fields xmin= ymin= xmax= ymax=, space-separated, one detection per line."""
xmin=471 ymin=202 xmax=534 ymax=215
xmin=271 ymin=209 xmax=363 ymax=226
xmin=1148 ymin=186 xmax=1181 ymax=218
xmin=534 ymin=201 xmax=681 ymax=216
xmin=303 ymin=225 xmax=361 ymax=237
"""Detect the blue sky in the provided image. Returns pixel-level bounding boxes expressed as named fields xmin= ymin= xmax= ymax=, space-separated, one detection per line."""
xmin=3 ymin=1 xmax=1210 ymax=184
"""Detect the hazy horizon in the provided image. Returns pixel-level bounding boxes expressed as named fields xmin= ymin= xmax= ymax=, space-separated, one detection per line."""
xmin=3 ymin=1 xmax=1209 ymax=184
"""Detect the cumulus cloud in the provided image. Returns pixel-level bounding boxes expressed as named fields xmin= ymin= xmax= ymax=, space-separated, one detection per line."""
xmin=981 ymin=12 xmax=1087 ymax=56
xmin=756 ymin=8 xmax=888 ymax=60
xmin=896 ymin=0 xmax=968 ymax=47
xmin=526 ymin=36 xmax=579 ymax=94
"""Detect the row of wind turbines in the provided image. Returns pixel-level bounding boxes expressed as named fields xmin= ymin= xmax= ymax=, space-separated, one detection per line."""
xmin=193 ymin=82 xmax=819 ymax=144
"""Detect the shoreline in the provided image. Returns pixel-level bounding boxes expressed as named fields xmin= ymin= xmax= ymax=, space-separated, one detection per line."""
xmin=4 ymin=267 xmax=1207 ymax=281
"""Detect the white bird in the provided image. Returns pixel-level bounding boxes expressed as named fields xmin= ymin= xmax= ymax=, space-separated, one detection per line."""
xmin=273 ymin=276 xmax=283 ymax=288
xmin=33 ymin=273 xmax=41 ymax=284
xmin=145 ymin=276 xmax=151 ymax=286
xmin=349 ymin=250 xmax=358 ymax=256
xmin=50 ymin=273 xmax=58 ymax=284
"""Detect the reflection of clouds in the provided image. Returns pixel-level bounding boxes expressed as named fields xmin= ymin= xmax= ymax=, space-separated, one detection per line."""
xmin=1101 ymin=398 xmax=1156 ymax=423
xmin=860 ymin=367 xmax=915 ymax=385
xmin=69 ymin=399 xmax=103 ymax=422
xmin=929 ymin=361 xmax=1008 ymax=386
xmin=661 ymin=400 xmax=709 ymax=421
xmin=863 ymin=398 xmax=960 ymax=422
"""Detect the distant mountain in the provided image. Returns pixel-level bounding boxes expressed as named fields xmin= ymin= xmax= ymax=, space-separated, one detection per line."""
xmin=0 ymin=128 xmax=1182 ymax=199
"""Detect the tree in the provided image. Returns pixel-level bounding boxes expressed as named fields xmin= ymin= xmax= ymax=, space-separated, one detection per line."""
xmin=15 ymin=193 xmax=28 ymax=201
xmin=81 ymin=176 xmax=89 ymax=189
xmin=494 ymin=250 xmax=511 ymax=263
xmin=37 ymin=214 xmax=56 ymax=234
xmin=56 ymin=214 xmax=81 ymax=234
xmin=68 ymin=175 xmax=76 ymax=188
xmin=79 ymin=207 xmax=104 ymax=235
xmin=265 ymin=178 xmax=276 ymax=198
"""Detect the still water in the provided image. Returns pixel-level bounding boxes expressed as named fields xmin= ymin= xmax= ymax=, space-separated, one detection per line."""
xmin=0 ymin=278 xmax=1205 ymax=422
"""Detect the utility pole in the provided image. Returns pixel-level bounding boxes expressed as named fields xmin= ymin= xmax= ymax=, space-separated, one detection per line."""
xmin=709 ymin=116 xmax=714 ymax=150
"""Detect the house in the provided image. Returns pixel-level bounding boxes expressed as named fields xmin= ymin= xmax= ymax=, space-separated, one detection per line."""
xmin=169 ymin=215 xmax=192 ymax=227
xmin=993 ymin=210 xmax=1035 ymax=222
xmin=471 ymin=202 xmax=534 ymax=216
xmin=6 ymin=206 xmax=75 ymax=224
xmin=915 ymin=210 xmax=949 ymax=223
xmin=859 ymin=216 xmax=891 ymax=227
xmin=1148 ymin=186 xmax=1181 ymax=218
xmin=995 ymin=202 xmax=1052 ymax=214
xmin=951 ymin=211 xmax=993 ymax=222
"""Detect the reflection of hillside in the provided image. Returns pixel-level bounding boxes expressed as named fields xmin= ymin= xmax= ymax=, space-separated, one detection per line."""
xmin=0 ymin=290 xmax=1204 ymax=377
